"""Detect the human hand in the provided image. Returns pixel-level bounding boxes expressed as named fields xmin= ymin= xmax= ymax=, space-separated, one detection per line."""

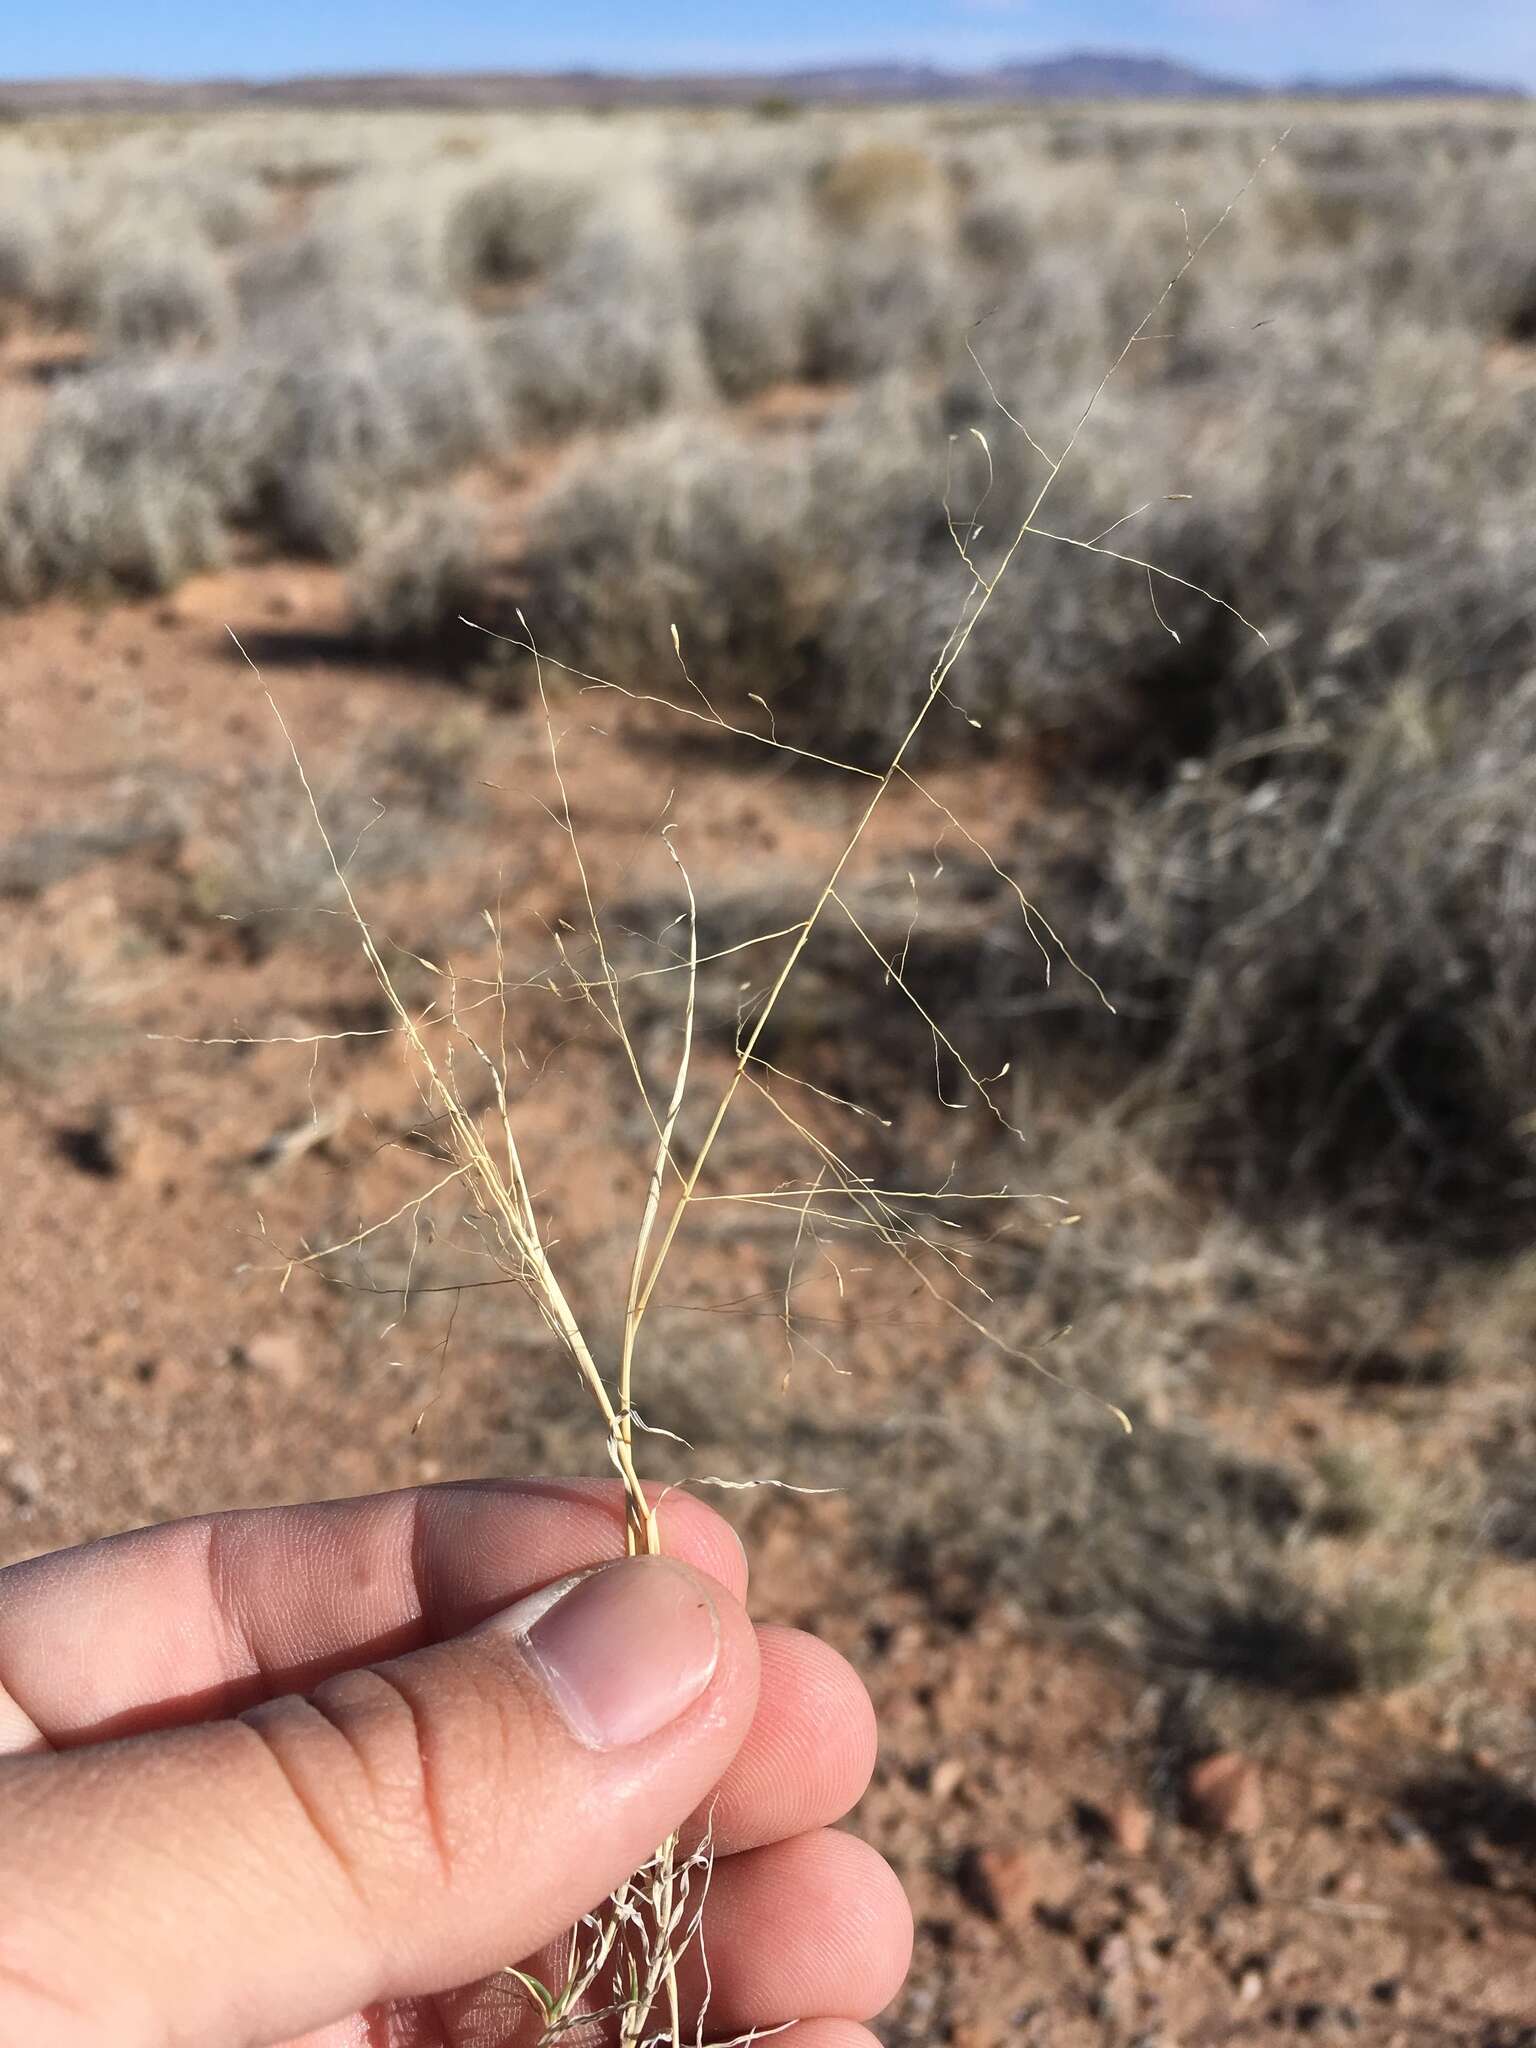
xmin=0 ymin=1478 xmax=910 ymax=2047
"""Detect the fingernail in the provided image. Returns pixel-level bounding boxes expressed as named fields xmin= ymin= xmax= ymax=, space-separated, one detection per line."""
xmin=501 ymin=1558 xmax=721 ymax=1750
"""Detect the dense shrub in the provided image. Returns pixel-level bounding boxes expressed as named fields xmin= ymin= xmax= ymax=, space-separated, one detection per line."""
xmin=1 ymin=368 xmax=244 ymax=595
xmin=0 ymin=298 xmax=502 ymax=591
xmin=811 ymin=142 xmax=948 ymax=232
xmin=444 ymin=169 xmax=590 ymax=290
xmin=486 ymin=216 xmax=704 ymax=434
xmin=687 ymin=205 xmax=824 ymax=397
xmin=90 ymin=236 xmax=233 ymax=354
xmin=263 ymin=308 xmax=501 ymax=558
xmin=0 ymin=211 xmax=46 ymax=327
xmin=518 ymin=379 xmax=1226 ymax=763
xmin=350 ymin=494 xmax=491 ymax=654
xmin=805 ymin=226 xmax=960 ymax=381
xmin=1066 ymin=672 xmax=1536 ymax=1235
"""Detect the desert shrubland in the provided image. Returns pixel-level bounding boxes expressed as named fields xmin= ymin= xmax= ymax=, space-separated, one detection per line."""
xmin=2 ymin=102 xmax=1530 ymax=613
xmin=3 ymin=94 xmax=1533 ymax=1734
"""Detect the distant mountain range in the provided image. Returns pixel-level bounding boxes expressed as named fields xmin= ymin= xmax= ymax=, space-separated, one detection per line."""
xmin=0 ymin=51 xmax=1522 ymax=116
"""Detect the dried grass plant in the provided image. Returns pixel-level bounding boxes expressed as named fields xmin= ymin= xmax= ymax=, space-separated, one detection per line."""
xmin=219 ymin=140 xmax=1282 ymax=2046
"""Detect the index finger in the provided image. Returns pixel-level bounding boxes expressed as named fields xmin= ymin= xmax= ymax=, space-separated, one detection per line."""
xmin=0 ymin=1478 xmax=747 ymax=1752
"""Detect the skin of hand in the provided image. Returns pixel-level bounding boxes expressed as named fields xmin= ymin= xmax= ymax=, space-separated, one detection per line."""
xmin=0 ymin=1477 xmax=911 ymax=2048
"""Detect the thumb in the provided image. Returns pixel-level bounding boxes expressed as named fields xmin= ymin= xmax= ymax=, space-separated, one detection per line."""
xmin=0 ymin=1556 xmax=758 ymax=2048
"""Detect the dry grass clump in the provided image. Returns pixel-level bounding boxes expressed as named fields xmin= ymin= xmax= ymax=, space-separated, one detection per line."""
xmin=0 ymin=147 xmax=265 ymax=339
xmin=806 ymin=229 xmax=959 ymax=382
xmin=1473 ymin=1363 xmax=1536 ymax=1562
xmin=349 ymin=494 xmax=492 ymax=655
xmin=180 ymin=167 xmax=275 ymax=250
xmin=370 ymin=711 xmax=487 ymax=821
xmin=485 ymin=211 xmax=706 ymax=434
xmin=796 ymin=143 xmax=962 ymax=380
xmin=1262 ymin=166 xmax=1413 ymax=255
xmin=1062 ymin=667 xmax=1536 ymax=1236
xmin=88 ymin=234 xmax=233 ymax=356
xmin=232 ymin=231 xmax=375 ymax=325
xmin=239 ymin=173 xmax=454 ymax=312
xmin=686 ymin=205 xmax=825 ymax=398
xmin=444 ymin=168 xmax=591 ymax=291
xmin=684 ymin=168 xmax=957 ymax=393
xmin=892 ymin=1397 xmax=1314 ymax=1670
xmin=0 ymin=961 xmax=122 ymax=1085
xmin=735 ymin=666 xmax=1536 ymax=1242
xmin=956 ymin=186 xmax=1035 ymax=271
xmin=666 ymin=121 xmax=817 ymax=225
xmin=810 ymin=142 xmax=948 ymax=233
xmin=2 ymin=402 xmax=229 ymax=598
xmin=518 ymin=378 xmax=1221 ymax=763
xmin=0 ymin=204 xmax=45 ymax=298
xmin=0 ymin=811 xmax=178 ymax=899
xmin=0 ymin=212 xmax=47 ymax=336
xmin=1326 ymin=1582 xmax=1452 ymax=1693
xmin=519 ymin=421 xmax=820 ymax=724
xmin=0 ymin=359 xmax=278 ymax=598
xmin=695 ymin=1308 xmax=1455 ymax=1699
xmin=1485 ymin=1469 xmax=1536 ymax=1563
xmin=266 ymin=308 xmax=502 ymax=559
xmin=1307 ymin=1448 xmax=1399 ymax=1539
xmin=189 ymin=764 xmax=433 ymax=960
xmin=0 ymin=300 xmax=504 ymax=593
xmin=1233 ymin=135 xmax=1536 ymax=350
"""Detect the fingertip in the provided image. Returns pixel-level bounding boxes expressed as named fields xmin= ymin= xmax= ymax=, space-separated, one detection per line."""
xmin=650 ymin=1488 xmax=749 ymax=1601
xmin=769 ymin=1626 xmax=879 ymax=1811
xmin=827 ymin=1831 xmax=914 ymax=2019
xmin=705 ymin=1625 xmax=878 ymax=1852
xmin=777 ymin=1828 xmax=913 ymax=2022
xmin=688 ymin=1829 xmax=912 ymax=2029
xmin=778 ymin=2028 xmax=890 ymax=2048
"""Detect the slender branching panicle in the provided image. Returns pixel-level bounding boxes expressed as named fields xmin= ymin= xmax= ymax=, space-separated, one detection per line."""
xmin=209 ymin=135 xmax=1287 ymax=2041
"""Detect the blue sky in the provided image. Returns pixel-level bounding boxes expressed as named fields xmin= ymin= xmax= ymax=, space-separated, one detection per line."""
xmin=11 ymin=1 xmax=1535 ymax=88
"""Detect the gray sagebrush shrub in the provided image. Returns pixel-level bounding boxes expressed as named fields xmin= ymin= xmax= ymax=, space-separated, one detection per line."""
xmin=1 ymin=363 xmax=262 ymax=595
xmin=350 ymin=494 xmax=491 ymax=655
xmin=687 ymin=205 xmax=825 ymax=398
xmin=486 ymin=221 xmax=704 ymax=434
xmin=445 ymin=169 xmax=589 ymax=291
xmin=90 ymin=235 xmax=233 ymax=355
